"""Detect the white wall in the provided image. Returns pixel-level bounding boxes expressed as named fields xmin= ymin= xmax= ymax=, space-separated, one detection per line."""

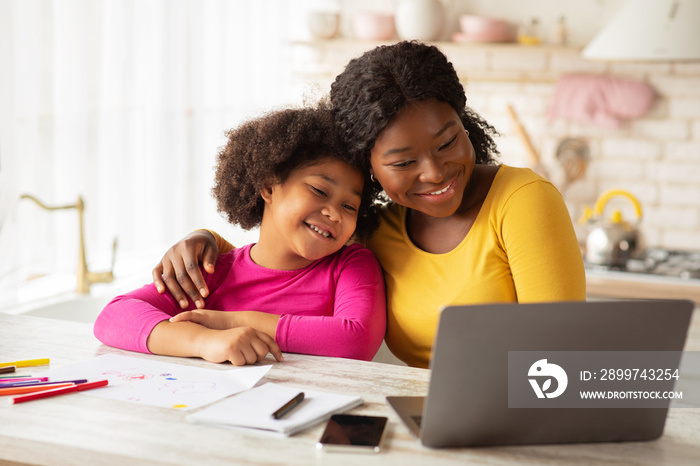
xmin=0 ymin=0 xmax=303 ymax=300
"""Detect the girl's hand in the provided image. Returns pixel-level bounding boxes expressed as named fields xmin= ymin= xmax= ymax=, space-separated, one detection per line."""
xmin=170 ymin=309 xmax=238 ymax=330
xmin=198 ymin=327 xmax=284 ymax=366
xmin=152 ymin=230 xmax=219 ymax=309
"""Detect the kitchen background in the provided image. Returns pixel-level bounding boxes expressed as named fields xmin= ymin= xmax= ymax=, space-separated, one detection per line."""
xmin=1 ymin=0 xmax=699 ymax=304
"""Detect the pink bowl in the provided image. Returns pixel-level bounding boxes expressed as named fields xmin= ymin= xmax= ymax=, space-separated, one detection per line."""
xmin=352 ymin=12 xmax=396 ymax=41
xmin=458 ymin=15 xmax=516 ymax=42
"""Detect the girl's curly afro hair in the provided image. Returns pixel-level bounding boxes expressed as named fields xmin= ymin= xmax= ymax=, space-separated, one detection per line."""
xmin=213 ymin=105 xmax=378 ymax=241
xmin=330 ymin=41 xmax=500 ymax=204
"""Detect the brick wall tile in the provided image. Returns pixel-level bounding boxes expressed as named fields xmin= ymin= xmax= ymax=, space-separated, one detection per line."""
xmin=692 ymin=121 xmax=700 ymax=140
xmin=673 ymin=62 xmax=700 ymax=76
xmin=660 ymin=185 xmax=700 ymax=206
xmin=522 ymin=82 xmax=556 ymax=96
xmin=669 ymin=98 xmax=700 ymax=119
xmin=591 ymin=159 xmax=647 ymax=181
xmin=601 ymin=138 xmax=662 ymax=160
xmin=660 ymin=230 xmax=700 ymax=250
xmin=465 ymin=94 xmax=490 ymax=113
xmin=463 ymin=81 xmax=522 ymax=94
xmin=645 ymin=207 xmax=700 ymax=230
xmin=550 ymin=54 xmax=608 ymax=74
xmin=642 ymin=228 xmax=662 ymax=248
xmin=647 ymin=162 xmax=700 ymax=183
xmin=449 ymin=50 xmax=490 ymax=71
xmin=630 ymin=119 xmax=690 ymax=140
xmin=644 ymin=98 xmax=668 ymax=119
xmin=489 ymin=49 xmax=548 ymax=72
xmin=664 ymin=141 xmax=700 ymax=160
xmin=540 ymin=138 xmax=560 ymax=163
xmin=563 ymin=179 xmax=598 ymax=203
xmin=496 ymin=137 xmax=528 ymax=165
xmin=649 ymin=76 xmax=700 ymax=98
xmin=610 ymin=62 xmax=672 ymax=76
xmin=491 ymin=95 xmax=549 ymax=116
xmin=483 ymin=114 xmax=511 ymax=135
xmin=547 ymin=118 xmax=573 ymax=137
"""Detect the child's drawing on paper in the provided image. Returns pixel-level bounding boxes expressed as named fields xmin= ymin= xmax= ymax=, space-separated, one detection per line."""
xmin=48 ymin=354 xmax=270 ymax=410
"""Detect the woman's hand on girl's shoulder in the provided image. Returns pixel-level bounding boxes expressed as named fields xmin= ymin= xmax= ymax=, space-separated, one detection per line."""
xmin=152 ymin=230 xmax=220 ymax=309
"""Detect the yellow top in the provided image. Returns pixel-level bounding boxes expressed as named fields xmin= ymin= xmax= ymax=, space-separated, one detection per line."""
xmin=367 ymin=165 xmax=586 ymax=368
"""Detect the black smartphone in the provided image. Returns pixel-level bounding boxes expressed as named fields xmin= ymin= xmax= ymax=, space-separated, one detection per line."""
xmin=316 ymin=414 xmax=388 ymax=453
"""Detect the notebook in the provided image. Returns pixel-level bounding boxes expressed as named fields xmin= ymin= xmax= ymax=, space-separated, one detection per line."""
xmin=188 ymin=382 xmax=363 ymax=436
xmin=387 ymin=299 xmax=694 ymax=448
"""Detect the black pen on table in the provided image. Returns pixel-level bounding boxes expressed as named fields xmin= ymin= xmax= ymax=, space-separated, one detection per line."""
xmin=271 ymin=392 xmax=305 ymax=419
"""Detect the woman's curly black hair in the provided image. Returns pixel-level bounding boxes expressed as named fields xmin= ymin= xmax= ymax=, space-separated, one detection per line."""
xmin=213 ymin=105 xmax=378 ymax=241
xmin=330 ymin=40 xmax=500 ymax=203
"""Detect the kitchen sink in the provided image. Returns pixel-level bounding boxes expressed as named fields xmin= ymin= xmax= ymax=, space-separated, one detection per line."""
xmin=9 ymin=295 xmax=113 ymax=323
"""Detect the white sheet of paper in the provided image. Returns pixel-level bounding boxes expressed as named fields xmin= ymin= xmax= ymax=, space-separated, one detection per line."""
xmin=188 ymin=382 xmax=363 ymax=436
xmin=48 ymin=354 xmax=270 ymax=410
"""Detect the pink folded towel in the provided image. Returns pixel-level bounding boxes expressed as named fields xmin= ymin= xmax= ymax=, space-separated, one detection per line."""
xmin=548 ymin=74 xmax=655 ymax=129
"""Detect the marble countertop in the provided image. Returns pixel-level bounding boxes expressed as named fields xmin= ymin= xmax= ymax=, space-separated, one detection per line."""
xmin=1 ymin=313 xmax=700 ymax=465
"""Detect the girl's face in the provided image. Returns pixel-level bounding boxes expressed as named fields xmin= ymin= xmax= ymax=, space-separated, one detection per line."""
xmin=369 ymin=99 xmax=475 ymax=219
xmin=257 ymin=157 xmax=363 ymax=270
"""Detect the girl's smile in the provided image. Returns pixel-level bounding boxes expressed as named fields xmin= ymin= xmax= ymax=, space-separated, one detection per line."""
xmin=305 ymin=221 xmax=334 ymax=239
xmin=253 ymin=157 xmax=363 ymax=270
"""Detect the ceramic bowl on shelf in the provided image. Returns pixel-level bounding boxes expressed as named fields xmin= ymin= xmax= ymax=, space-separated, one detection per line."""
xmin=352 ymin=11 xmax=396 ymax=41
xmin=395 ymin=0 xmax=444 ymax=41
xmin=307 ymin=11 xmax=340 ymax=40
xmin=456 ymin=15 xmax=516 ymax=43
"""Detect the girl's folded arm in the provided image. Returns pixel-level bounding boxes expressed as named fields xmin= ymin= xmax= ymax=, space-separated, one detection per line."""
xmin=93 ymin=284 xmax=187 ymax=354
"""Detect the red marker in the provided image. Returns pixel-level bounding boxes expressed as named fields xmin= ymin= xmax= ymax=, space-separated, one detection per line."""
xmin=10 ymin=380 xmax=109 ymax=405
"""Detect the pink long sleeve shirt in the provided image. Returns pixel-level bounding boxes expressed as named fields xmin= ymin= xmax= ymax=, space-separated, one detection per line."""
xmin=93 ymin=243 xmax=386 ymax=361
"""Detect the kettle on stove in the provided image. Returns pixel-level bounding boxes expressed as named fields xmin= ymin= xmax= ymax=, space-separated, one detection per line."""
xmin=580 ymin=189 xmax=642 ymax=268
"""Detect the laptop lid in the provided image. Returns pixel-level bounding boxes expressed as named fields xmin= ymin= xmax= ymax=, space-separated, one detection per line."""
xmin=404 ymin=300 xmax=694 ymax=448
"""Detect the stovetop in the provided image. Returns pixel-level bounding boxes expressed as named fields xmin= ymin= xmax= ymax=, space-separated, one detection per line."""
xmin=586 ymin=248 xmax=700 ymax=280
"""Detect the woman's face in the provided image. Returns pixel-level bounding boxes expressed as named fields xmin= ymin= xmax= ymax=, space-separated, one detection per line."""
xmin=369 ymin=99 xmax=476 ymax=218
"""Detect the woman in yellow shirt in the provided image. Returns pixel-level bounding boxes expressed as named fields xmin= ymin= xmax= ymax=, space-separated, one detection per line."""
xmin=153 ymin=41 xmax=586 ymax=368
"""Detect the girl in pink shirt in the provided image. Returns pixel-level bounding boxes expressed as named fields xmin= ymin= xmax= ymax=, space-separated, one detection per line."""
xmin=94 ymin=106 xmax=386 ymax=365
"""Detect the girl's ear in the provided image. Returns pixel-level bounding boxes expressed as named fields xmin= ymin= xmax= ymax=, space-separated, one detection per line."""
xmin=260 ymin=185 xmax=274 ymax=204
xmin=260 ymin=176 xmax=281 ymax=204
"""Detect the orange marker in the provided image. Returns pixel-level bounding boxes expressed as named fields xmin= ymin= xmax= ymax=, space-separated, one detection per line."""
xmin=10 ymin=380 xmax=109 ymax=404
xmin=0 ymin=383 xmax=75 ymax=397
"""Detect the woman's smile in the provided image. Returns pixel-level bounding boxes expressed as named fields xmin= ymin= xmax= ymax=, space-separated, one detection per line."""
xmin=370 ymin=99 xmax=475 ymax=218
xmin=413 ymin=173 xmax=460 ymax=199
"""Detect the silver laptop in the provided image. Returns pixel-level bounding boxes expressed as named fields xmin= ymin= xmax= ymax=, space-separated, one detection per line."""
xmin=387 ymin=299 xmax=694 ymax=448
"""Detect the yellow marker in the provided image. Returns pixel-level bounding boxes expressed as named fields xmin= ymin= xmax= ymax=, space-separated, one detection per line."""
xmin=172 ymin=404 xmax=188 ymax=409
xmin=0 ymin=358 xmax=50 ymax=368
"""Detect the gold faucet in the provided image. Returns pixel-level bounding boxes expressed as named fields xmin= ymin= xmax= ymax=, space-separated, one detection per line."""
xmin=20 ymin=194 xmax=117 ymax=294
